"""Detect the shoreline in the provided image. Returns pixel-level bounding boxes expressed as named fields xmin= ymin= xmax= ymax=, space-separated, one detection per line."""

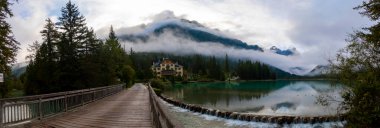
xmin=181 ymin=79 xmax=338 ymax=84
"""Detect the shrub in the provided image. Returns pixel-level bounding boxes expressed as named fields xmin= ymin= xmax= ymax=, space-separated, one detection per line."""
xmin=150 ymin=79 xmax=166 ymax=89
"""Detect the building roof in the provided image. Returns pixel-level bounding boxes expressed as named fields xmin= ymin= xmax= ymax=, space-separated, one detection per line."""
xmin=152 ymin=58 xmax=183 ymax=68
xmin=162 ymin=58 xmax=174 ymax=65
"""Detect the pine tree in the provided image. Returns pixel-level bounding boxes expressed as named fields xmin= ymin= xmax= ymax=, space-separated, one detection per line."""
xmin=25 ymin=41 xmax=40 ymax=62
xmin=0 ymin=0 xmax=19 ymax=98
xmin=59 ymin=1 xmax=87 ymax=39
xmin=78 ymin=28 xmax=103 ymax=88
xmin=83 ymin=28 xmax=101 ymax=55
xmin=224 ymin=54 xmax=230 ymax=80
xmin=100 ymin=26 xmax=125 ymax=85
xmin=25 ymin=42 xmax=49 ymax=94
xmin=24 ymin=1 xmax=135 ymax=94
xmin=56 ymin=1 xmax=88 ymax=90
xmin=40 ymin=18 xmax=59 ymax=62
xmin=24 ymin=41 xmax=41 ymax=95
xmin=58 ymin=0 xmax=88 ymax=57
xmin=40 ymin=18 xmax=59 ymax=91
xmin=236 ymin=60 xmax=274 ymax=80
xmin=25 ymin=18 xmax=60 ymax=94
xmin=108 ymin=25 xmax=118 ymax=41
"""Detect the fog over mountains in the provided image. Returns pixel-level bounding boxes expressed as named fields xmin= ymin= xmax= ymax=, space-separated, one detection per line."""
xmin=104 ymin=11 xmax=321 ymax=75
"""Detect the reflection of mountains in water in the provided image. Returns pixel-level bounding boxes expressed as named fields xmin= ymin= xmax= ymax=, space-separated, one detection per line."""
xmin=236 ymin=102 xmax=298 ymax=115
xmin=169 ymin=82 xmax=288 ymax=106
xmin=167 ymin=88 xmax=270 ymax=107
xmin=166 ymin=81 xmax=309 ymax=106
xmin=289 ymin=81 xmax=344 ymax=93
xmin=164 ymin=81 xmax=344 ymax=116
xmin=271 ymin=102 xmax=297 ymax=111
xmin=250 ymin=82 xmax=343 ymax=116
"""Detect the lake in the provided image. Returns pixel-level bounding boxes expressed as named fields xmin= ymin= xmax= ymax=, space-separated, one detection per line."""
xmin=162 ymin=80 xmax=345 ymax=116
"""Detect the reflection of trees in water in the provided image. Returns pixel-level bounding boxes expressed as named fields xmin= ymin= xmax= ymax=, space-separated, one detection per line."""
xmin=304 ymin=81 xmax=344 ymax=93
xmin=164 ymin=81 xmax=291 ymax=108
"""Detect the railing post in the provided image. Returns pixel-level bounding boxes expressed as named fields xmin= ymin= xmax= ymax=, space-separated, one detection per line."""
xmin=92 ymin=90 xmax=95 ymax=102
xmin=0 ymin=100 xmax=3 ymax=127
xmin=81 ymin=90 xmax=84 ymax=107
xmin=64 ymin=92 xmax=68 ymax=112
xmin=38 ymin=97 xmax=42 ymax=120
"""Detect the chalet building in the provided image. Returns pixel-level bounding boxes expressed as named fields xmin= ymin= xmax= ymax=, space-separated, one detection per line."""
xmin=151 ymin=58 xmax=184 ymax=77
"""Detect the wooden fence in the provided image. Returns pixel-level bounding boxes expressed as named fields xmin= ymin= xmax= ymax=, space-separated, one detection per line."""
xmin=147 ymin=84 xmax=183 ymax=128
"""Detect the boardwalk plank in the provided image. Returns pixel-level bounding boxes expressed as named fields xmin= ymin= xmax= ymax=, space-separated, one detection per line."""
xmin=28 ymin=84 xmax=152 ymax=128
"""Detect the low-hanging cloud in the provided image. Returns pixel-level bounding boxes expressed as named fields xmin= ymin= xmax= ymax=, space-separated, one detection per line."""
xmin=122 ymin=30 xmax=317 ymax=74
xmin=112 ymin=10 xmax=232 ymax=40
xmin=113 ymin=10 xmax=334 ymax=74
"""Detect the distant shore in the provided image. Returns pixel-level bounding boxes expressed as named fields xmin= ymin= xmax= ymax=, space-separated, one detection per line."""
xmin=182 ymin=78 xmax=337 ymax=84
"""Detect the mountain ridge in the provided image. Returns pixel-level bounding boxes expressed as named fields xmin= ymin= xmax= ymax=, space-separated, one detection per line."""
xmin=119 ymin=21 xmax=264 ymax=51
xmin=270 ymin=46 xmax=296 ymax=56
xmin=306 ymin=65 xmax=330 ymax=76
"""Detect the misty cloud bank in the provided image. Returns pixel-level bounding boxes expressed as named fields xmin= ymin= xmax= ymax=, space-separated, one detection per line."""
xmin=111 ymin=11 xmax=317 ymax=75
xmin=121 ymin=30 xmax=313 ymax=74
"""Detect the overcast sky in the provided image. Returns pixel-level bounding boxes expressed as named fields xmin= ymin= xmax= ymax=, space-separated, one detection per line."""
xmin=7 ymin=0 xmax=372 ymax=69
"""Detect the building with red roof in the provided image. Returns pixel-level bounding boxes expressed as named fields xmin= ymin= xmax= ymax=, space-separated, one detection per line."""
xmin=151 ymin=58 xmax=184 ymax=77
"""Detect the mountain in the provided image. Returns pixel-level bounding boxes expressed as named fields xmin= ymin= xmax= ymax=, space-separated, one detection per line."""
xmin=288 ymin=67 xmax=308 ymax=75
xmin=119 ymin=19 xmax=264 ymax=51
xmin=11 ymin=62 xmax=28 ymax=77
xmin=115 ymin=11 xmax=303 ymax=75
xmin=270 ymin=46 xmax=297 ymax=56
xmin=306 ymin=65 xmax=330 ymax=76
xmin=270 ymin=67 xmax=301 ymax=79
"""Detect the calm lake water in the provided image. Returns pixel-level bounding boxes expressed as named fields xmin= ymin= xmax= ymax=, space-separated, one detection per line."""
xmin=162 ymin=80 xmax=345 ymax=116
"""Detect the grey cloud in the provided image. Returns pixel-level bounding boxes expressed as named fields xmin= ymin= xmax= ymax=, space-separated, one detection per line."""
xmin=150 ymin=10 xmax=177 ymax=22
xmin=250 ymin=0 xmax=373 ymax=69
xmin=8 ymin=0 xmax=58 ymax=63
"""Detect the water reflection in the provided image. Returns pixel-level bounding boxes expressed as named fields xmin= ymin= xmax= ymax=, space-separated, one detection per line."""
xmin=162 ymin=80 xmax=344 ymax=116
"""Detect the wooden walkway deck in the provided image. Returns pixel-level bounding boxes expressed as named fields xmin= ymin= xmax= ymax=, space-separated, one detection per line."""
xmin=27 ymin=84 xmax=152 ymax=128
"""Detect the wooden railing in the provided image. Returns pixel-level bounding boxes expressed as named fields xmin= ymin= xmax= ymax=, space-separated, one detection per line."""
xmin=0 ymin=84 xmax=124 ymax=127
xmin=147 ymin=84 xmax=183 ymax=128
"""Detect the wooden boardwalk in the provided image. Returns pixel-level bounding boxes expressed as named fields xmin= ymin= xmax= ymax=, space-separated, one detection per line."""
xmin=27 ymin=84 xmax=152 ymax=128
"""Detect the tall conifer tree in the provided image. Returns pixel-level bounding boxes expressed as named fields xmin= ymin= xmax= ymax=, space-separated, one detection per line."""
xmin=57 ymin=1 xmax=88 ymax=90
xmin=0 ymin=0 xmax=19 ymax=97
